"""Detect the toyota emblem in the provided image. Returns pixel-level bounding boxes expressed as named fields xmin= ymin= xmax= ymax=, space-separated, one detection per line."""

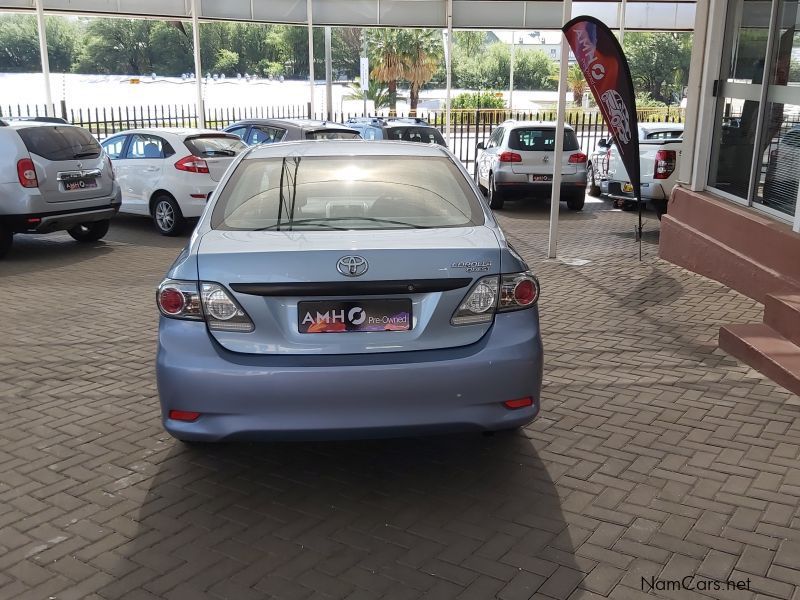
xmin=337 ymin=255 xmax=368 ymax=277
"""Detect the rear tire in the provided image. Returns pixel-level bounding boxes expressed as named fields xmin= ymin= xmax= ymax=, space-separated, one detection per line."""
xmin=488 ymin=174 xmax=505 ymax=210
xmin=0 ymin=226 xmax=12 ymax=259
xmin=152 ymin=195 xmax=186 ymax=236
xmin=68 ymin=219 xmax=110 ymax=243
xmin=566 ymin=194 xmax=585 ymax=211
xmin=587 ymin=163 xmax=601 ymax=197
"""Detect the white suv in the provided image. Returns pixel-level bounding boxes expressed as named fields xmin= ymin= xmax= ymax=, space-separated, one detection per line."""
xmin=101 ymin=128 xmax=247 ymax=235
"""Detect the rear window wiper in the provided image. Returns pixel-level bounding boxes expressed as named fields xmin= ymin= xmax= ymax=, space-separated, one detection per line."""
xmin=202 ymin=150 xmax=236 ymax=157
xmin=256 ymin=220 xmax=348 ymax=231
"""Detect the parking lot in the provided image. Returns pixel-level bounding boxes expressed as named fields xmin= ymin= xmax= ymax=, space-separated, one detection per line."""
xmin=1 ymin=198 xmax=799 ymax=600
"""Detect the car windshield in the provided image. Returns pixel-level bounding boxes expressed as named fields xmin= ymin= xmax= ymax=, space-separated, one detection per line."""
xmin=211 ymin=155 xmax=484 ymax=231
xmin=184 ymin=135 xmax=247 ymax=157
xmin=509 ymin=129 xmax=580 ymax=152
xmin=306 ymin=130 xmax=361 ymax=140
xmin=16 ymin=125 xmax=101 ymax=161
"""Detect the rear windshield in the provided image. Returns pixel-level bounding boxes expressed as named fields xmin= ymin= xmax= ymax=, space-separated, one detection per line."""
xmin=385 ymin=127 xmax=446 ymax=146
xmin=508 ymin=128 xmax=580 ymax=152
xmin=211 ymin=156 xmax=484 ymax=231
xmin=17 ymin=125 xmax=101 ymax=161
xmin=184 ymin=135 xmax=247 ymax=157
xmin=306 ymin=130 xmax=361 ymax=140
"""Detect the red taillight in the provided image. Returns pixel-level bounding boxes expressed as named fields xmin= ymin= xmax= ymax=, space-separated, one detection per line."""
xmin=17 ymin=158 xmax=38 ymax=188
xmin=654 ymin=150 xmax=676 ymax=180
xmin=498 ymin=151 xmax=522 ymax=163
xmin=175 ymin=155 xmax=210 ymax=174
xmin=169 ymin=410 xmax=201 ymax=422
xmin=503 ymin=397 xmax=534 ymax=409
xmin=568 ymin=152 xmax=587 ymax=163
xmin=158 ymin=287 xmax=186 ymax=315
xmin=513 ymin=279 xmax=537 ymax=306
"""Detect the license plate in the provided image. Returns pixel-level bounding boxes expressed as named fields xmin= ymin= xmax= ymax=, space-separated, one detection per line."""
xmin=64 ymin=179 xmax=97 ymax=191
xmin=298 ymin=299 xmax=412 ymax=333
xmin=529 ymin=175 xmax=552 ymax=182
xmin=623 ymin=182 xmax=633 ymax=192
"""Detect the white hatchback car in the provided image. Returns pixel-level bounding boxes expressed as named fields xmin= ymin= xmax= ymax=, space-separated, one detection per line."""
xmin=101 ymin=128 xmax=247 ymax=235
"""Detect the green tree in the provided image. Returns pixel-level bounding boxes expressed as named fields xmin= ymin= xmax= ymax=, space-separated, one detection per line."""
xmin=453 ymin=31 xmax=486 ymax=56
xmin=344 ymin=78 xmax=391 ymax=110
xmin=623 ymin=32 xmax=692 ymax=102
xmin=75 ymin=18 xmax=156 ymax=74
xmin=0 ymin=14 xmax=81 ymax=73
xmin=213 ymin=49 xmax=240 ymax=76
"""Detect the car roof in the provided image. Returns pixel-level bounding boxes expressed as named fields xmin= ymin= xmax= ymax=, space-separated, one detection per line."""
xmin=107 ymin=128 xmax=238 ymax=138
xmin=227 ymin=118 xmax=356 ymax=131
xmin=7 ymin=120 xmax=82 ymax=129
xmin=500 ymin=120 xmax=575 ymax=131
xmin=245 ymin=140 xmax=450 ymax=160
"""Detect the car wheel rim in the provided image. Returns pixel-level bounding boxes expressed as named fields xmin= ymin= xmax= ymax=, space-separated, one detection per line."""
xmin=156 ymin=201 xmax=174 ymax=231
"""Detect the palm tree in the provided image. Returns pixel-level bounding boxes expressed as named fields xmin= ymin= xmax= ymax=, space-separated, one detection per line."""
xmin=549 ymin=63 xmax=588 ymax=105
xmin=567 ymin=64 xmax=588 ymax=104
xmin=368 ymin=29 xmax=405 ymax=113
xmin=344 ymin=78 xmax=391 ymax=111
xmin=402 ymin=29 xmax=442 ymax=115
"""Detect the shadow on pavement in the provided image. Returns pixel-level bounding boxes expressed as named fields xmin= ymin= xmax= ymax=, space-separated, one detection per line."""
xmin=111 ymin=433 xmax=580 ymax=598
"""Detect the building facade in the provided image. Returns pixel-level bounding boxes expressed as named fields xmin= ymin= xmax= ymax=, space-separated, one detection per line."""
xmin=660 ymin=0 xmax=800 ymax=394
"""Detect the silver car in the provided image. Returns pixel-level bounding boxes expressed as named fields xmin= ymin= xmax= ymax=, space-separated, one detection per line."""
xmin=475 ymin=121 xmax=587 ymax=211
xmin=0 ymin=121 xmax=121 ymax=258
xmin=224 ymin=119 xmax=361 ymax=145
xmin=156 ymin=141 xmax=543 ymax=442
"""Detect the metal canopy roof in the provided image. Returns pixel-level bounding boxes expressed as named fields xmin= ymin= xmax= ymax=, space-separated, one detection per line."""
xmin=1 ymin=0 xmax=697 ymax=30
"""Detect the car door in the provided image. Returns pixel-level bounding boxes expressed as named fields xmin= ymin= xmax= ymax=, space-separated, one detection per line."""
xmin=101 ymin=134 xmax=131 ymax=207
xmin=479 ymin=126 xmax=503 ymax=186
xmin=121 ymin=133 xmax=170 ymax=215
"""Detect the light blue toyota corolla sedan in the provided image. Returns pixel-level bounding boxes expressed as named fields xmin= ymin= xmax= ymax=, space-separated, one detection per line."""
xmin=156 ymin=140 xmax=543 ymax=442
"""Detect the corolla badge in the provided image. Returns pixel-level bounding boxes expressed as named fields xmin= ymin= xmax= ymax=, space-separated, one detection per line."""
xmin=337 ymin=255 xmax=369 ymax=277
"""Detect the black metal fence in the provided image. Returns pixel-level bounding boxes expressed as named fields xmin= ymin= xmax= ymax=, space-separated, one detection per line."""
xmin=1 ymin=101 xmax=684 ymax=169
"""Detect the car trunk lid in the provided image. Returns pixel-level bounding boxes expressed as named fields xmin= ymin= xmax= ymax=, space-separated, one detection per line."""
xmin=183 ymin=134 xmax=247 ymax=182
xmin=16 ymin=125 xmax=113 ymax=203
xmin=196 ymin=227 xmax=501 ymax=355
xmin=507 ymin=127 xmax=580 ymax=176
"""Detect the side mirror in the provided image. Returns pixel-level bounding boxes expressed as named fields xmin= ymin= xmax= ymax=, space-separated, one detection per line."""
xmin=598 ymin=138 xmax=608 ymax=148
xmin=476 ymin=142 xmax=485 ymax=150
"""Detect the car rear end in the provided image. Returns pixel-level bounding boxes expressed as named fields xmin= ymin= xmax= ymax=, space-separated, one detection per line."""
xmin=0 ymin=123 xmax=120 ymax=235
xmin=605 ymin=139 xmax=681 ymax=203
xmin=156 ymin=142 xmax=543 ymax=441
xmin=173 ymin=132 xmax=247 ymax=217
xmin=494 ymin=125 xmax=587 ymax=196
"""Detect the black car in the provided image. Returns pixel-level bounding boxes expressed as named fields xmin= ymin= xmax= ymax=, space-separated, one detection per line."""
xmin=223 ymin=118 xmax=360 ymax=145
xmin=345 ymin=117 xmax=447 ymax=146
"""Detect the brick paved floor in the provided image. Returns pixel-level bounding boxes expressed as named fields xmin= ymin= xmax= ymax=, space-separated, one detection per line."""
xmin=1 ymin=198 xmax=799 ymax=600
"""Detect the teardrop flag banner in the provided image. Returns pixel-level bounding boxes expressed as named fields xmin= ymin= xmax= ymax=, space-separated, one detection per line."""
xmin=563 ymin=16 xmax=644 ymax=256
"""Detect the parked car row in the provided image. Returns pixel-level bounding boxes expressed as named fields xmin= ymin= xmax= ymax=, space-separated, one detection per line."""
xmin=1 ymin=117 xmax=463 ymax=256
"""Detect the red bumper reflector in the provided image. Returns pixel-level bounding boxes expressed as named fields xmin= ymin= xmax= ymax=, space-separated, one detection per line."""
xmin=190 ymin=193 xmax=207 ymax=198
xmin=503 ymin=397 xmax=534 ymax=409
xmin=169 ymin=410 xmax=201 ymax=422
xmin=27 ymin=217 xmax=41 ymax=224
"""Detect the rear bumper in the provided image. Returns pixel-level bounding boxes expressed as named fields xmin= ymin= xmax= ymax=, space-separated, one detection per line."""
xmin=156 ymin=308 xmax=544 ymax=442
xmin=0 ymin=189 xmax=122 ymax=233
xmin=602 ymin=180 xmax=667 ymax=201
xmin=494 ymin=170 xmax=586 ymax=197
